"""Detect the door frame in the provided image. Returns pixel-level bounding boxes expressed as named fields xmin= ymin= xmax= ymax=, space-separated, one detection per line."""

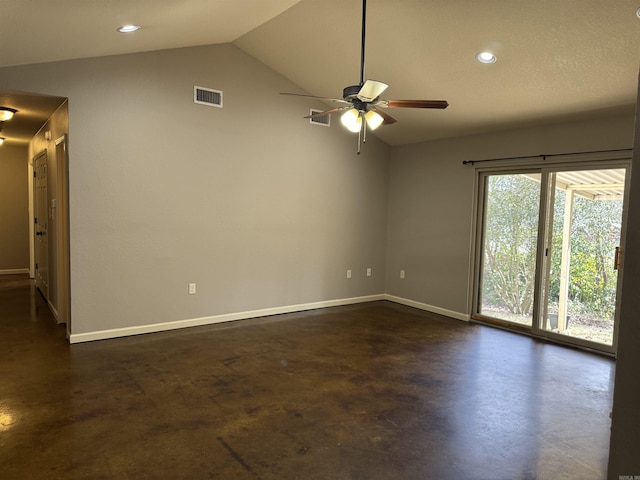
xmin=470 ymin=155 xmax=632 ymax=355
xmin=55 ymin=134 xmax=71 ymax=336
xmin=470 ymin=164 xmax=545 ymax=332
xmin=533 ymin=162 xmax=631 ymax=355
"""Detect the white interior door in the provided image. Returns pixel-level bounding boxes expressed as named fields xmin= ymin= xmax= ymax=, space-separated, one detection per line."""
xmin=34 ymin=150 xmax=49 ymax=298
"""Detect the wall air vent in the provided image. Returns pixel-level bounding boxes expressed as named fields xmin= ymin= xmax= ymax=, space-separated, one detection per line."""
xmin=194 ymin=86 xmax=223 ymax=108
xmin=309 ymin=109 xmax=330 ymax=127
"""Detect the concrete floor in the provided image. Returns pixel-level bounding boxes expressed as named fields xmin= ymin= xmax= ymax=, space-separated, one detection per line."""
xmin=1 ymin=275 xmax=615 ymax=479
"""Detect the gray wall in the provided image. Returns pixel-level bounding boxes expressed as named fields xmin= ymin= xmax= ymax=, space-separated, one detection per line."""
xmin=0 ymin=144 xmax=29 ymax=273
xmin=0 ymin=43 xmax=391 ymax=337
xmin=0 ymin=39 xmax=635 ymax=349
xmin=607 ymin=75 xmax=640 ymax=479
xmin=386 ymin=113 xmax=635 ymax=316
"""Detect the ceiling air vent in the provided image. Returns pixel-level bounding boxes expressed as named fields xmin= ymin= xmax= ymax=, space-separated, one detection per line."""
xmin=194 ymin=86 xmax=223 ymax=108
xmin=309 ymin=109 xmax=330 ymax=127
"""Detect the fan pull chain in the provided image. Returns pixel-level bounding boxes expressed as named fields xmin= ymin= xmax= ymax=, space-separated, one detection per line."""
xmin=362 ymin=112 xmax=367 ymax=144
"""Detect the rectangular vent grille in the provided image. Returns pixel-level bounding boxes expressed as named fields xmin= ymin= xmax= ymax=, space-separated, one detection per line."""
xmin=194 ymin=86 xmax=223 ymax=108
xmin=309 ymin=109 xmax=330 ymax=127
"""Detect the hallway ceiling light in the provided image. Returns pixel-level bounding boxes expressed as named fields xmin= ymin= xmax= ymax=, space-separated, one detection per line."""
xmin=117 ymin=24 xmax=140 ymax=33
xmin=0 ymin=138 xmax=5 ymax=145
xmin=0 ymin=107 xmax=17 ymax=121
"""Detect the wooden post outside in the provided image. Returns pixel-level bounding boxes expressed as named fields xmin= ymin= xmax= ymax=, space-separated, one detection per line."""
xmin=557 ymin=188 xmax=574 ymax=333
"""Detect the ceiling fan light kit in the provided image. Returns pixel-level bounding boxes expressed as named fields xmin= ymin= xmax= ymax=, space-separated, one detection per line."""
xmin=341 ymin=109 xmax=362 ymax=133
xmin=281 ymin=0 xmax=448 ymax=154
xmin=364 ymin=110 xmax=384 ymax=130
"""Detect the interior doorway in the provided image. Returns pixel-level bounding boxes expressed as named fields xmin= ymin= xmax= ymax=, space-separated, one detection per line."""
xmin=473 ymin=160 xmax=630 ymax=355
xmin=0 ymin=90 xmax=70 ymax=336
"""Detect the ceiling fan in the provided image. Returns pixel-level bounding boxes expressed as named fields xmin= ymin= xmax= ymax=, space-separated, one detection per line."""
xmin=281 ymin=0 xmax=448 ymax=154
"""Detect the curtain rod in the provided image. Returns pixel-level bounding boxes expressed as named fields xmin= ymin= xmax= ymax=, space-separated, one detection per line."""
xmin=462 ymin=148 xmax=633 ymax=166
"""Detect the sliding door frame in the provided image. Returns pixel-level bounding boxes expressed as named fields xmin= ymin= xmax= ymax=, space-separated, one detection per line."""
xmin=470 ymin=155 xmax=632 ymax=355
xmin=471 ymin=165 xmax=545 ymax=332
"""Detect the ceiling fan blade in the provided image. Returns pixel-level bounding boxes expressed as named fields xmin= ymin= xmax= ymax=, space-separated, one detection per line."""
xmin=372 ymin=108 xmax=397 ymax=125
xmin=304 ymin=107 xmax=351 ymax=119
xmin=383 ymin=99 xmax=449 ymax=109
xmin=280 ymin=92 xmax=350 ymax=104
xmin=357 ymin=80 xmax=389 ymax=102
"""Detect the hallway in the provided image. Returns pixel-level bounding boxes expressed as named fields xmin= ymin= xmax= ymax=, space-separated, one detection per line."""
xmin=0 ymin=274 xmax=615 ymax=479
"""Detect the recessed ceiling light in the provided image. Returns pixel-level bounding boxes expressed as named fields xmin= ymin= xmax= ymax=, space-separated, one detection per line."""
xmin=476 ymin=51 xmax=497 ymax=64
xmin=0 ymin=138 xmax=5 ymax=145
xmin=636 ymin=7 xmax=640 ymax=18
xmin=117 ymin=24 xmax=141 ymax=33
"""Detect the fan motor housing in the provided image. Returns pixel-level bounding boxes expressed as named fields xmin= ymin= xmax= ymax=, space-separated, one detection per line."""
xmin=343 ymin=84 xmax=371 ymax=111
xmin=343 ymin=85 xmax=362 ymax=101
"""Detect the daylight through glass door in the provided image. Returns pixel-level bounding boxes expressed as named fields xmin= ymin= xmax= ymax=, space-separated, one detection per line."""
xmin=475 ymin=165 xmax=628 ymax=353
xmin=539 ymin=168 xmax=626 ymax=347
xmin=478 ymin=172 xmax=542 ymax=327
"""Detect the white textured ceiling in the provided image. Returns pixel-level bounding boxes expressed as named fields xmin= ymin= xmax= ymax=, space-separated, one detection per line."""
xmin=0 ymin=0 xmax=302 ymax=67
xmin=0 ymin=0 xmax=639 ymax=146
xmin=236 ymin=0 xmax=640 ymax=145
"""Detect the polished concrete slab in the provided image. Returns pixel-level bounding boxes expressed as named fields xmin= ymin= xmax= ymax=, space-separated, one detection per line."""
xmin=0 ymin=275 xmax=615 ymax=479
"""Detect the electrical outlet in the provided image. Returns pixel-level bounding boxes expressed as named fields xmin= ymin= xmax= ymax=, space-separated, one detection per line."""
xmin=346 ymin=270 xmax=352 ymax=279
xmin=366 ymin=268 xmax=372 ymax=277
xmin=188 ymin=283 xmax=197 ymax=295
xmin=400 ymin=270 xmax=405 ymax=279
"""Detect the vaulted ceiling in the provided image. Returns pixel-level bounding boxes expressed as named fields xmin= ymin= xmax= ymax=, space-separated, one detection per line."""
xmin=1 ymin=0 xmax=639 ymax=146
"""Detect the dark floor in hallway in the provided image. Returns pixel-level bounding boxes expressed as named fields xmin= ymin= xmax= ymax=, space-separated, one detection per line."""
xmin=0 ymin=274 xmax=615 ymax=479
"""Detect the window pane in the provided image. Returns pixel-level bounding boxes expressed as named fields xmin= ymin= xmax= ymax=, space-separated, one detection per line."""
xmin=543 ymin=169 xmax=625 ymax=346
xmin=479 ymin=173 xmax=541 ymax=326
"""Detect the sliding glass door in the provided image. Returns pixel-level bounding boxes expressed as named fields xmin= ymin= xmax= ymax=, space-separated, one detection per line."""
xmin=478 ymin=173 xmax=541 ymax=328
xmin=539 ymin=169 xmax=626 ymax=348
xmin=474 ymin=163 xmax=629 ymax=353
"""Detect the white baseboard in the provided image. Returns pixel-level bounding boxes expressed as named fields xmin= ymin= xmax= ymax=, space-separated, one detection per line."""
xmin=383 ymin=294 xmax=470 ymax=322
xmin=0 ymin=268 xmax=29 ymax=275
xmin=47 ymin=299 xmax=60 ymax=323
xmin=68 ymin=293 xmax=470 ymax=344
xmin=69 ymin=294 xmax=386 ymax=344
